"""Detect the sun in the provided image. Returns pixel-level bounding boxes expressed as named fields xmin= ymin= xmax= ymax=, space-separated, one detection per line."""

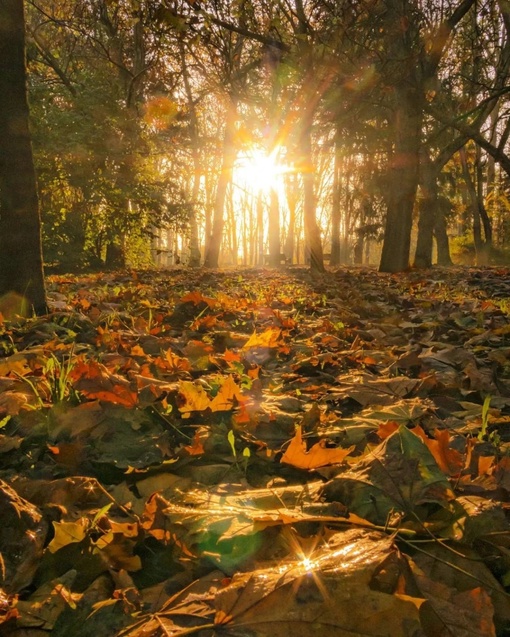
xmin=234 ymin=148 xmax=282 ymax=192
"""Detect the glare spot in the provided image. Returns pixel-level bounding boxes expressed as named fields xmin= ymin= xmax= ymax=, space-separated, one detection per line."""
xmin=234 ymin=148 xmax=284 ymax=192
xmin=301 ymin=557 xmax=315 ymax=572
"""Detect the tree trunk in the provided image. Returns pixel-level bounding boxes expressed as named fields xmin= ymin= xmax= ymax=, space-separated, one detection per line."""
xmin=414 ymin=152 xmax=437 ymax=268
xmin=476 ymin=145 xmax=493 ymax=250
xmin=0 ymin=0 xmax=46 ymax=316
xmin=180 ymin=39 xmax=201 ymax=267
xmin=257 ymin=193 xmax=264 ymax=266
xmin=268 ymin=188 xmax=280 ymax=266
xmin=434 ymin=202 xmax=453 ymax=266
xmin=330 ymin=133 xmax=342 ymax=266
xmin=283 ymin=173 xmax=297 ymax=263
xmin=379 ymin=85 xmax=422 ymax=273
xmin=300 ymin=119 xmax=325 ymax=273
xmin=203 ymin=98 xmax=237 ymax=268
xmin=460 ymin=146 xmax=488 ymax=265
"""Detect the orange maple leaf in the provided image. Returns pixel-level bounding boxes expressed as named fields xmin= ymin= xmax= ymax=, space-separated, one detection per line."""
xmin=180 ymin=291 xmax=217 ymax=307
xmin=413 ymin=426 xmax=464 ymax=476
xmin=184 ymin=430 xmax=205 ymax=456
xmin=210 ymin=375 xmax=244 ymax=411
xmin=281 ymin=426 xmax=354 ymax=470
xmin=70 ymin=359 xmax=138 ymax=407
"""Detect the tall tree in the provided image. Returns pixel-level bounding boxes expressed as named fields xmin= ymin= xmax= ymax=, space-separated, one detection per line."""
xmin=0 ymin=0 xmax=46 ymax=315
xmin=379 ymin=0 xmax=476 ymax=272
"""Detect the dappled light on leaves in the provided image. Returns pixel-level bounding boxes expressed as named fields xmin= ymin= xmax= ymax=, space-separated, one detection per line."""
xmin=1 ymin=267 xmax=510 ymax=635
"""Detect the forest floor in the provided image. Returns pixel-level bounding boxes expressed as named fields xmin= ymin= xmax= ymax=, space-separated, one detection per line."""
xmin=1 ymin=265 xmax=510 ymax=636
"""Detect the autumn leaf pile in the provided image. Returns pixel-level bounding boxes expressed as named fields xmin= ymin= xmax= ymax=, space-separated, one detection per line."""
xmin=1 ymin=265 xmax=510 ymax=636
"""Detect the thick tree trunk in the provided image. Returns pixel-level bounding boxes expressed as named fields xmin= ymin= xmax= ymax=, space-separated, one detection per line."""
xmin=203 ymin=98 xmax=237 ymax=268
xmin=0 ymin=0 xmax=46 ymax=316
xmin=379 ymin=86 xmax=422 ymax=273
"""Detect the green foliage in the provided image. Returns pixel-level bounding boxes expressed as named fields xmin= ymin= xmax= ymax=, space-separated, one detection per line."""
xmin=27 ymin=4 xmax=189 ymax=273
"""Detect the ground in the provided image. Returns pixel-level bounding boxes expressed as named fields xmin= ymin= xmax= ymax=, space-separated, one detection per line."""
xmin=1 ymin=265 xmax=510 ymax=636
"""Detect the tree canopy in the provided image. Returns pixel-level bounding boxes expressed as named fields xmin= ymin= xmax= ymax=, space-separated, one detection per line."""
xmin=18 ymin=0 xmax=510 ymax=272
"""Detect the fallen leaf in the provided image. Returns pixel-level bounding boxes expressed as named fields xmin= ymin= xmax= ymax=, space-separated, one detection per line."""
xmin=243 ymin=328 xmax=282 ymax=349
xmin=281 ymin=426 xmax=354 ymax=469
xmin=71 ymin=359 xmax=138 ymax=407
xmin=47 ymin=519 xmax=88 ymax=554
xmin=412 ymin=426 xmax=465 ymax=476
xmin=177 ymin=380 xmax=211 ymax=413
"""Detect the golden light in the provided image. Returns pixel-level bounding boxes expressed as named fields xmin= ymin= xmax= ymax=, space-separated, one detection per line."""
xmin=300 ymin=556 xmax=315 ymax=573
xmin=234 ymin=148 xmax=283 ymax=192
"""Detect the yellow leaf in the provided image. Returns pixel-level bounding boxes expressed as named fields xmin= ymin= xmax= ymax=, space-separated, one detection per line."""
xmin=243 ymin=328 xmax=281 ymax=349
xmin=177 ymin=380 xmax=211 ymax=413
xmin=48 ymin=520 xmax=88 ymax=553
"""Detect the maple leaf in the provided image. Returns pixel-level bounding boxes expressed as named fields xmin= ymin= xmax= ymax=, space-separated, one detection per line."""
xmin=70 ymin=359 xmax=138 ymax=407
xmin=177 ymin=380 xmax=211 ymax=413
xmin=413 ymin=426 xmax=464 ymax=476
xmin=210 ymin=375 xmax=244 ymax=411
xmin=180 ymin=291 xmax=217 ymax=307
xmin=155 ymin=349 xmax=192 ymax=373
xmin=184 ymin=430 xmax=205 ymax=455
xmin=243 ymin=327 xmax=282 ymax=349
xmin=281 ymin=426 xmax=354 ymax=469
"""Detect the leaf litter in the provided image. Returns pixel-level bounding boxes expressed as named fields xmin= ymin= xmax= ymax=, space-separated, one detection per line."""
xmin=1 ymin=266 xmax=510 ymax=635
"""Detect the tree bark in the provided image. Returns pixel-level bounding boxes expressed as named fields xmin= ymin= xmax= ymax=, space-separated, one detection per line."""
xmin=0 ymin=0 xmax=46 ymax=316
xmin=267 ymin=188 xmax=281 ymax=267
xmin=379 ymin=0 xmax=476 ymax=272
xmin=203 ymin=98 xmax=237 ymax=268
xmin=283 ymin=174 xmax=297 ymax=264
xmin=434 ymin=200 xmax=453 ymax=266
xmin=379 ymin=85 xmax=422 ymax=272
xmin=180 ymin=39 xmax=201 ymax=267
xmin=294 ymin=0 xmax=324 ymax=274
xmin=330 ymin=132 xmax=342 ymax=266
xmin=414 ymin=152 xmax=437 ymax=268
xmin=301 ymin=118 xmax=325 ymax=273
xmin=460 ymin=146 xmax=488 ymax=265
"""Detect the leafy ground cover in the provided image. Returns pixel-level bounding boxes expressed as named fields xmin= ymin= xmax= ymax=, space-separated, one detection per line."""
xmin=1 ymin=265 xmax=510 ymax=636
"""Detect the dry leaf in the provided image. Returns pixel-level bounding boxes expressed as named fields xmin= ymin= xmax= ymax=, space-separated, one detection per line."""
xmin=281 ymin=426 xmax=354 ymax=469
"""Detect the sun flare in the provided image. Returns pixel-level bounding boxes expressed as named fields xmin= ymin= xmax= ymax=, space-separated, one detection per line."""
xmin=234 ymin=148 xmax=282 ymax=192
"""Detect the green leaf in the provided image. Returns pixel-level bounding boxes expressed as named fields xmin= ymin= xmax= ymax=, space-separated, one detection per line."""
xmin=228 ymin=429 xmax=236 ymax=459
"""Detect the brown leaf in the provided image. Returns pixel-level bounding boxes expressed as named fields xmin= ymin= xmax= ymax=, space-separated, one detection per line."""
xmin=0 ymin=480 xmax=48 ymax=593
xmin=144 ymin=529 xmax=424 ymax=637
